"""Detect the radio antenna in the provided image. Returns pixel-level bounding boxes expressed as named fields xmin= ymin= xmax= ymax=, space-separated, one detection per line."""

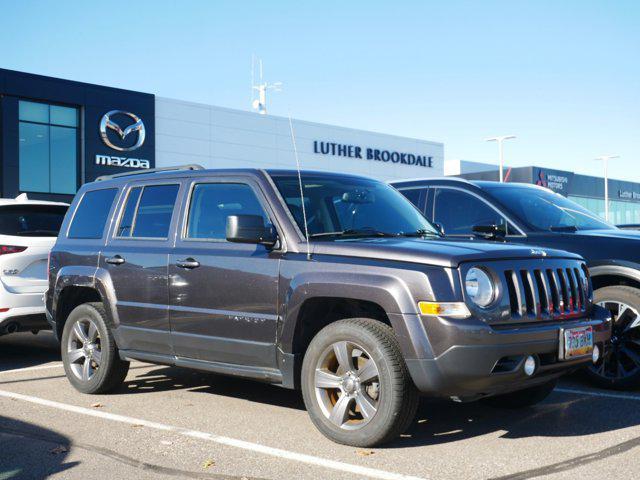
xmin=288 ymin=114 xmax=311 ymax=260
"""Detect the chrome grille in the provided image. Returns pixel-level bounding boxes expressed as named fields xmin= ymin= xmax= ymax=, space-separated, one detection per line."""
xmin=502 ymin=263 xmax=589 ymax=320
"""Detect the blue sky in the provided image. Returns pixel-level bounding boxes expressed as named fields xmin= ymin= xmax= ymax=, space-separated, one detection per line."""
xmin=1 ymin=1 xmax=638 ymax=181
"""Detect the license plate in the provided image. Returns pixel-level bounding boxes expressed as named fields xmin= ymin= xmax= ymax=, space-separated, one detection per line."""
xmin=560 ymin=326 xmax=594 ymax=360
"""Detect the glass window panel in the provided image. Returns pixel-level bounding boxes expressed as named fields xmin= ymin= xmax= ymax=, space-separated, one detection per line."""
xmin=0 ymin=205 xmax=67 ymax=237
xmin=19 ymin=101 xmax=49 ymax=123
xmin=117 ymin=187 xmax=142 ymax=237
xmin=18 ymin=101 xmax=79 ymax=194
xmin=187 ymin=183 xmax=269 ymax=240
xmin=19 ymin=122 xmax=50 ymax=192
xmin=68 ymin=188 xmax=118 ymax=239
xmin=433 ymin=188 xmax=512 ymax=235
xmin=49 ymin=126 xmax=77 ymax=194
xmin=50 ymin=105 xmax=78 ymax=127
xmin=131 ymin=185 xmax=179 ymax=238
xmin=399 ymin=188 xmax=426 ymax=214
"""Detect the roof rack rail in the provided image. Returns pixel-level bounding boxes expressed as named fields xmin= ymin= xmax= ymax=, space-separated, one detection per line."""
xmin=95 ymin=164 xmax=204 ymax=182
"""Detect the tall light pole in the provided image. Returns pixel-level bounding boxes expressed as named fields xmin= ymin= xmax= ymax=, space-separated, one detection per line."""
xmin=486 ymin=135 xmax=516 ymax=182
xmin=595 ymin=154 xmax=619 ymax=222
xmin=251 ymin=56 xmax=282 ymax=115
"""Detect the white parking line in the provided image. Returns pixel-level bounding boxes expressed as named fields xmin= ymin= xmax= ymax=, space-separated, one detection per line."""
xmin=0 ymin=363 xmax=64 ymax=375
xmin=0 ymin=361 xmax=154 ymax=376
xmin=556 ymin=387 xmax=640 ymax=402
xmin=0 ymin=389 xmax=428 ymax=480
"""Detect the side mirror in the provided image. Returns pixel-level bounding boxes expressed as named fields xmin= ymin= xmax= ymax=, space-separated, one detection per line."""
xmin=433 ymin=222 xmax=445 ymax=236
xmin=226 ymin=215 xmax=277 ymax=247
xmin=472 ymin=224 xmax=506 ymax=241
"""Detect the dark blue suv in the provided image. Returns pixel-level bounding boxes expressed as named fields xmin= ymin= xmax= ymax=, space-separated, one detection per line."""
xmin=393 ymin=177 xmax=640 ymax=390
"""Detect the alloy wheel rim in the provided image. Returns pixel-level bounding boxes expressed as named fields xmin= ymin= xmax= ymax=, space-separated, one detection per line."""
xmin=314 ymin=340 xmax=380 ymax=430
xmin=66 ymin=318 xmax=102 ymax=382
xmin=591 ymin=300 xmax=640 ymax=380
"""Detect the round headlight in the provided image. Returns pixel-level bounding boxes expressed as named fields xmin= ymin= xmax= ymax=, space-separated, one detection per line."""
xmin=465 ymin=267 xmax=495 ymax=308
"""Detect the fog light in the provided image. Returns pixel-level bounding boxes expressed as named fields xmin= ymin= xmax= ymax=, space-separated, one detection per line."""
xmin=592 ymin=345 xmax=600 ymax=364
xmin=524 ymin=356 xmax=536 ymax=376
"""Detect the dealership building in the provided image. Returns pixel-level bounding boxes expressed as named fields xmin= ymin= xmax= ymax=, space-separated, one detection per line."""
xmin=0 ymin=68 xmax=444 ymax=202
xmin=4 ymin=67 xmax=636 ymax=225
xmin=446 ymin=160 xmax=640 ymax=225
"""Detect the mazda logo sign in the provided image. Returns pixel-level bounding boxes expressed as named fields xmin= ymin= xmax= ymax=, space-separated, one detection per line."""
xmin=99 ymin=110 xmax=146 ymax=152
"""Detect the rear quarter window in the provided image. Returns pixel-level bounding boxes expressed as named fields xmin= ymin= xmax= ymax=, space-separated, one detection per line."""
xmin=0 ymin=204 xmax=68 ymax=237
xmin=68 ymin=188 xmax=118 ymax=239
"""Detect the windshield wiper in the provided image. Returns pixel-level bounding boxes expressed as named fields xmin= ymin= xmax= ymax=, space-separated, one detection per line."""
xmin=398 ymin=228 xmax=441 ymax=238
xmin=309 ymin=228 xmax=397 ymax=239
xmin=18 ymin=230 xmax=59 ymax=236
xmin=549 ymin=225 xmax=578 ymax=232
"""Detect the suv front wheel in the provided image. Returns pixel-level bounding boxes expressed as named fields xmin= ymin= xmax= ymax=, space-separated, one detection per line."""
xmin=586 ymin=285 xmax=640 ymax=389
xmin=61 ymin=302 xmax=130 ymax=394
xmin=301 ymin=318 xmax=419 ymax=447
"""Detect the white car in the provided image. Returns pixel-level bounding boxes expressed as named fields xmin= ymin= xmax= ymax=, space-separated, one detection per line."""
xmin=0 ymin=194 xmax=68 ymax=336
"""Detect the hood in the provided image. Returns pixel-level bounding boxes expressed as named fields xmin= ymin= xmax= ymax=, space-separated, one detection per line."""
xmin=311 ymin=236 xmax=581 ymax=268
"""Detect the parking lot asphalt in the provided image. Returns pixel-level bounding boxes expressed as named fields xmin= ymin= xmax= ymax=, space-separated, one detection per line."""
xmin=2 ymin=332 xmax=640 ymax=480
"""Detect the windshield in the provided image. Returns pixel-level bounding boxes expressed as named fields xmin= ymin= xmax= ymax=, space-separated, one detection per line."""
xmin=0 ymin=204 xmax=68 ymax=237
xmin=270 ymin=174 xmax=438 ymax=239
xmin=485 ymin=185 xmax=613 ymax=231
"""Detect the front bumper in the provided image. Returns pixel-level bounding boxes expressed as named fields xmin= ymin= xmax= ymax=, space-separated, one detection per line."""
xmin=405 ymin=304 xmax=611 ymax=400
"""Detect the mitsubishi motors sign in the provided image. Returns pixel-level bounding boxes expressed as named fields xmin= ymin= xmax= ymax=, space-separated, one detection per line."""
xmin=534 ymin=168 xmax=573 ymax=195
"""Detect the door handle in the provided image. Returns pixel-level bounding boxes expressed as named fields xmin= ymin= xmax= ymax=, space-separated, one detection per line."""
xmin=105 ymin=255 xmax=125 ymax=265
xmin=176 ymin=258 xmax=200 ymax=269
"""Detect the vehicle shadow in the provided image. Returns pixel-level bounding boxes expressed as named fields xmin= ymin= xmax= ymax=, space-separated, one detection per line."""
xmin=0 ymin=332 xmax=60 ymax=371
xmin=387 ymin=391 xmax=640 ymax=448
xmin=117 ymin=365 xmax=307 ymax=411
xmin=118 ymin=365 xmax=640 ymax=447
xmin=4 ymin=333 xmax=640 ymax=449
xmin=0 ymin=415 xmax=78 ymax=478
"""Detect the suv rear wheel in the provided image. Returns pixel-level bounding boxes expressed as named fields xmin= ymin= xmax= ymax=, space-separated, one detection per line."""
xmin=61 ymin=302 xmax=129 ymax=394
xmin=301 ymin=318 xmax=419 ymax=447
xmin=586 ymin=285 xmax=640 ymax=389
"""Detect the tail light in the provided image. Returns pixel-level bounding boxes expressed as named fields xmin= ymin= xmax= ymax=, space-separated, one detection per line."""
xmin=0 ymin=245 xmax=27 ymax=255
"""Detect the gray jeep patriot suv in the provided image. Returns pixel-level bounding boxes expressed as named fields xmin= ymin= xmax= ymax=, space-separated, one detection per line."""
xmin=46 ymin=166 xmax=611 ymax=447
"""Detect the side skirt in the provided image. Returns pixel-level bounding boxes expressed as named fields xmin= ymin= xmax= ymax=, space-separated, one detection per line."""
xmin=119 ymin=349 xmax=284 ymax=385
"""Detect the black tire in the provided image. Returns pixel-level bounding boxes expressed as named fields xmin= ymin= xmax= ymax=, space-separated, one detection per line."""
xmin=483 ymin=379 xmax=557 ymax=409
xmin=585 ymin=285 xmax=640 ymax=390
xmin=61 ymin=302 xmax=129 ymax=394
xmin=301 ymin=318 xmax=419 ymax=447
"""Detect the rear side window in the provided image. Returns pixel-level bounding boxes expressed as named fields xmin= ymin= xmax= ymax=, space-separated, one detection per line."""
xmin=68 ymin=188 xmax=118 ymax=239
xmin=117 ymin=184 xmax=179 ymax=239
xmin=186 ymin=183 xmax=269 ymax=240
xmin=0 ymin=204 xmax=68 ymax=237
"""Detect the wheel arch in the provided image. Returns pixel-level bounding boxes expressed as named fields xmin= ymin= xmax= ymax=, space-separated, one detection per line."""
xmin=589 ymin=261 xmax=640 ymax=291
xmin=280 ymin=272 xmax=418 ymax=349
xmin=52 ymin=266 xmax=119 ymax=339
xmin=277 ymin=272 xmax=428 ymax=388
